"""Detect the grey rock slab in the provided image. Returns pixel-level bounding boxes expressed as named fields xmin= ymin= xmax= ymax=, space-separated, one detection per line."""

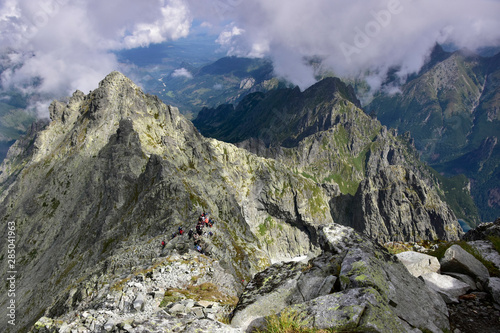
xmin=203 ymin=307 xmax=217 ymax=314
xmin=396 ymin=251 xmax=440 ymax=277
xmin=184 ymin=299 xmax=196 ymax=309
xmin=133 ymin=293 xmax=145 ymax=311
xmin=443 ymin=272 xmax=478 ymax=290
xmin=319 ymin=223 xmax=363 ymax=254
xmin=122 ymin=323 xmax=134 ymax=332
xmin=196 ymin=300 xmax=216 ymax=308
xmin=487 ymin=277 xmax=500 ymax=305
xmin=169 ymin=303 xmax=186 ymax=314
xmin=192 ymin=307 xmax=205 ymax=319
xmin=337 ymin=234 xmax=449 ymax=333
xmin=440 ymin=244 xmax=490 ymax=283
xmin=469 ymin=240 xmax=500 ymax=269
xmin=420 ymin=272 xmax=470 ymax=303
xmin=230 ymin=261 xmax=303 ymax=329
xmin=287 ymin=287 xmax=407 ymax=332
xmin=184 ymin=319 xmax=242 ymax=333
xmin=295 ymin=272 xmax=337 ymax=303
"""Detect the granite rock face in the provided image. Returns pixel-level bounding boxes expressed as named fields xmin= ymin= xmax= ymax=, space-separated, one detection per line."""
xmin=231 ymin=225 xmax=450 ymax=333
xmin=0 ymin=72 xmax=462 ymax=332
xmin=0 ymin=72 xmax=329 ymax=332
xmin=195 ymin=77 xmax=464 ymax=243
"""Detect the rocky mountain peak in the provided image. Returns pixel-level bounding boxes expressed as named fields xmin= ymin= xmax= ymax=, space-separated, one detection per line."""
xmin=303 ymin=76 xmax=361 ymax=108
xmin=99 ymin=70 xmax=134 ymax=88
xmin=0 ymin=72 xmax=468 ymax=332
xmin=30 ymin=71 xmax=201 ymax=168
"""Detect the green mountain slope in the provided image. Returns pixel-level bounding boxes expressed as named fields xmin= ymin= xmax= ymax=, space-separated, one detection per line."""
xmin=367 ymin=46 xmax=500 ymax=222
xmin=194 ymin=77 xmax=470 ymax=238
xmin=368 ymin=47 xmax=488 ymax=162
xmin=0 ymin=72 xmax=331 ymax=331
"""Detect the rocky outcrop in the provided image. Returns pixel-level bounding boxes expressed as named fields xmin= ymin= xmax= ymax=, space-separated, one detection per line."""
xmin=463 ymin=218 xmax=500 ymax=241
xmin=331 ymin=129 xmax=462 ymax=242
xmin=396 ymin=242 xmax=500 ymax=306
xmin=468 ymin=240 xmax=500 ymax=269
xmin=0 ymin=72 xmax=331 ymax=332
xmin=0 ymin=72 xmax=464 ymax=331
xmin=0 ymin=119 xmax=49 ymax=188
xmin=230 ymin=224 xmax=450 ymax=333
xmin=194 ymin=77 xmax=464 ymax=243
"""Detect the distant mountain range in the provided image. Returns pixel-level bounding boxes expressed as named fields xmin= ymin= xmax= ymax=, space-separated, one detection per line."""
xmin=0 ymin=72 xmax=463 ymax=331
xmin=194 ymin=76 xmax=478 ymax=230
xmin=1 ymin=46 xmax=498 ymax=223
xmin=143 ymin=56 xmax=290 ymax=119
xmin=367 ymin=45 xmax=500 ymax=222
xmin=0 ymin=51 xmax=40 ymax=162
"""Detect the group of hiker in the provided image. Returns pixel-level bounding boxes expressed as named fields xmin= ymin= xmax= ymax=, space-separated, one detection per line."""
xmin=161 ymin=212 xmax=215 ymax=255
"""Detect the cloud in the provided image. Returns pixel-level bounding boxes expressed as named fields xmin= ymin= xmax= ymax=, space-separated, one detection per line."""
xmin=215 ymin=24 xmax=247 ymax=56
xmin=0 ymin=0 xmax=192 ymax=117
xmin=2 ymin=0 xmax=500 ymax=117
xmin=199 ymin=0 xmax=500 ymax=89
xmin=172 ymin=68 xmax=193 ymax=79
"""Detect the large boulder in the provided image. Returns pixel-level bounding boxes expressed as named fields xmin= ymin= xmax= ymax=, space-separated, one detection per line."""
xmin=440 ymin=245 xmax=490 ymax=284
xmin=396 ymin=251 xmax=441 ymax=277
xmin=288 ymin=287 xmax=406 ymax=332
xmin=230 ymin=251 xmax=341 ymax=329
xmin=229 ymin=261 xmax=304 ymax=329
xmin=420 ymin=272 xmax=471 ymax=303
xmin=230 ymin=224 xmax=450 ymax=333
xmin=486 ymin=277 xmax=500 ymax=305
xmin=338 ymin=235 xmax=448 ymax=333
xmin=442 ymin=272 xmax=479 ymax=291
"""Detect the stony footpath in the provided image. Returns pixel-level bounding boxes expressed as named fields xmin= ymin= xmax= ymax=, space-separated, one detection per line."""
xmin=31 ymin=251 xmax=240 ymax=333
xmin=31 ymin=220 xmax=500 ymax=333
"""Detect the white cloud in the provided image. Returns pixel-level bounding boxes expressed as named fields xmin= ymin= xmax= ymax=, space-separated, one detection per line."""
xmin=172 ymin=68 xmax=193 ymax=79
xmin=122 ymin=0 xmax=191 ymax=49
xmin=200 ymin=0 xmax=500 ymax=90
xmin=1 ymin=0 xmax=500 ymax=117
xmin=0 ymin=0 xmax=193 ymax=116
